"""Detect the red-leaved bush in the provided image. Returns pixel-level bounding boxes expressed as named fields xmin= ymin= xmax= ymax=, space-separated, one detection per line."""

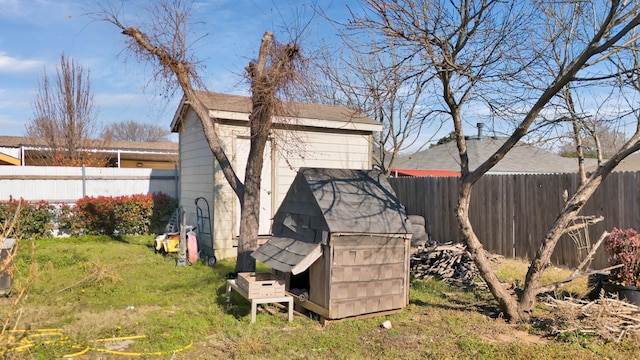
xmin=605 ymin=228 xmax=640 ymax=287
xmin=60 ymin=193 xmax=177 ymax=236
xmin=0 ymin=197 xmax=54 ymax=239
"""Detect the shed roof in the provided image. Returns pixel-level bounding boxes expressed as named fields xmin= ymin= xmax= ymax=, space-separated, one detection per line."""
xmin=171 ymin=91 xmax=381 ymax=132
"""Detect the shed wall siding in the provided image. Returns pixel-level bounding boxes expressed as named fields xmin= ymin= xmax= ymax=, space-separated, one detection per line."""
xmin=177 ymin=111 xmax=228 ymax=256
xmin=210 ymin=123 xmax=239 ymax=258
xmin=273 ymin=130 xmax=372 ymax=205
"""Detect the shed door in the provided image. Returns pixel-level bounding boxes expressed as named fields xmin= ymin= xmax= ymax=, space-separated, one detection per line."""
xmin=235 ymin=137 xmax=273 ymax=236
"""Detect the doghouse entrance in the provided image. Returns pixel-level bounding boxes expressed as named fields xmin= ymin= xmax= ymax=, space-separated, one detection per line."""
xmin=288 ymin=269 xmax=310 ymax=301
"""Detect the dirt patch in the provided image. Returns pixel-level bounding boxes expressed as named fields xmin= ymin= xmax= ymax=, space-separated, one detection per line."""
xmin=485 ymin=329 xmax=548 ymax=345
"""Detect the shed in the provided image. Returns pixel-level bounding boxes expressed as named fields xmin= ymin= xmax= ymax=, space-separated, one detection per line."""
xmin=170 ymin=91 xmax=381 ymax=259
xmin=252 ymin=167 xmax=412 ymax=321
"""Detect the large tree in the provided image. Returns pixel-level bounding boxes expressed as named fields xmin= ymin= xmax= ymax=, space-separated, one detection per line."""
xmin=26 ymin=54 xmax=106 ymax=166
xmin=96 ymin=0 xmax=302 ymax=273
xmin=349 ymin=0 xmax=640 ymax=322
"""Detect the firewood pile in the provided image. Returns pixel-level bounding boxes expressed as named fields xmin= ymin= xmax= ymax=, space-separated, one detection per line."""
xmin=410 ymin=242 xmax=494 ymax=287
xmin=544 ymin=296 xmax=640 ymax=342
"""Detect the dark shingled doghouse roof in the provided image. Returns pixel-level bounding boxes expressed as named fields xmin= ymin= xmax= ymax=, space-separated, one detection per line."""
xmin=252 ymin=168 xmax=411 ymax=274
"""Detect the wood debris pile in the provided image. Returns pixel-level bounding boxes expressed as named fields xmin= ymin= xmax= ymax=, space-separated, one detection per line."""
xmin=410 ymin=242 xmax=491 ymax=287
xmin=544 ymin=296 xmax=640 ymax=342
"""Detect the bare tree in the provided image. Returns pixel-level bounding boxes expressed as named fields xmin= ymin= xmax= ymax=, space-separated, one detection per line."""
xmin=102 ymin=120 xmax=172 ymax=142
xmin=26 ymin=54 xmax=106 ymax=166
xmin=313 ymin=47 xmax=441 ymax=174
xmin=95 ymin=1 xmax=302 ymax=273
xmin=349 ymin=0 xmax=640 ymax=322
xmin=559 ymin=123 xmax=626 ymax=160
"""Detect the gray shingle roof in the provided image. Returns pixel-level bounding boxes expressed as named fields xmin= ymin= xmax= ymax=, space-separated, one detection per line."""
xmin=251 ymin=236 xmax=321 ymax=274
xmin=398 ymin=137 xmax=591 ymax=174
xmin=592 ymin=152 xmax=640 ymax=172
xmin=301 ymin=168 xmax=411 ymax=234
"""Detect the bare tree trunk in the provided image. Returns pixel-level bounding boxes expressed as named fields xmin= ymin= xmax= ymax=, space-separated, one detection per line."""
xmin=27 ymin=54 xmax=105 ymax=166
xmin=519 ymin=142 xmax=640 ymax=311
xmin=456 ymin=182 xmax=524 ymax=321
xmin=235 ymin=32 xmax=299 ymax=273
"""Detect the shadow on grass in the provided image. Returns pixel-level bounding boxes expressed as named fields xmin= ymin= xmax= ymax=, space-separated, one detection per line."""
xmin=410 ymin=281 xmax=504 ymax=319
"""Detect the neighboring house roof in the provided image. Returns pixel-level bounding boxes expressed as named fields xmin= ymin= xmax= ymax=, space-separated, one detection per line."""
xmin=252 ymin=167 xmax=411 ymax=274
xmin=589 ymin=152 xmax=640 ymax=172
xmin=398 ymin=136 xmax=590 ymax=174
xmin=0 ymin=136 xmax=177 ymax=152
xmin=171 ymin=91 xmax=381 ymax=132
xmin=0 ymin=135 xmax=178 ymax=166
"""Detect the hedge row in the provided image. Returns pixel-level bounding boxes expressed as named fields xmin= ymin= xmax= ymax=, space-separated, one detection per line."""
xmin=0 ymin=197 xmax=54 ymax=239
xmin=0 ymin=193 xmax=178 ymax=239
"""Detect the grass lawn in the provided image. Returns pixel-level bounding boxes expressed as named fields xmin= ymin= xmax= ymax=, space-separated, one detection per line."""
xmin=0 ymin=235 xmax=638 ymax=359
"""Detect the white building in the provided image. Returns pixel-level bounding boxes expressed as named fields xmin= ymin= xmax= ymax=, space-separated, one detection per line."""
xmin=170 ymin=91 xmax=381 ymax=260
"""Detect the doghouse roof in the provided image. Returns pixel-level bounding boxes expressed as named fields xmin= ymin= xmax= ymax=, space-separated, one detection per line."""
xmin=298 ymin=168 xmax=410 ymax=234
xmin=252 ymin=168 xmax=411 ymax=273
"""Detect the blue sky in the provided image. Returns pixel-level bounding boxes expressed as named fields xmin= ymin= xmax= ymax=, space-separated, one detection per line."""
xmin=0 ymin=0 xmax=352 ymax=139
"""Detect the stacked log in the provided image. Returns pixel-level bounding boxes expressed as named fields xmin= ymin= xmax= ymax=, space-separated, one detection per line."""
xmin=410 ymin=242 xmax=481 ymax=286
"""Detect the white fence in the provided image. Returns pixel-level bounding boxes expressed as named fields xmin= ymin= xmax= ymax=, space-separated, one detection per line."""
xmin=0 ymin=166 xmax=179 ymax=203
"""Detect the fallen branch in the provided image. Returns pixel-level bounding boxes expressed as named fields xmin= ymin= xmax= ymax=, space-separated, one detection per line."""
xmin=563 ymin=216 xmax=604 ymax=234
xmin=544 ymin=295 xmax=640 ymax=342
xmin=536 ymin=231 xmax=610 ymax=294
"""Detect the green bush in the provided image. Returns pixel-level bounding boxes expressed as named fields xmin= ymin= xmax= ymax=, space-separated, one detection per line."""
xmin=0 ymin=197 xmax=54 ymax=239
xmin=60 ymin=193 xmax=177 ymax=236
xmin=148 ymin=192 xmax=178 ymax=233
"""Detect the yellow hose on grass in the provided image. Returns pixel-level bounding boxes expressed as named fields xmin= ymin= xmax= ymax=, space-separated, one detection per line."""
xmin=1 ymin=329 xmax=193 ymax=358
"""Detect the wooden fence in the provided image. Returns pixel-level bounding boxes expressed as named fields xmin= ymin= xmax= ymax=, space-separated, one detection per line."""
xmin=388 ymin=172 xmax=640 ymax=269
xmin=0 ymin=166 xmax=179 ymax=203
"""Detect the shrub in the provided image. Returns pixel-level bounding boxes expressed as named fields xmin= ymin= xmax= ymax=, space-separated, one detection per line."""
xmin=0 ymin=197 xmax=54 ymax=239
xmin=149 ymin=192 xmax=178 ymax=234
xmin=61 ymin=193 xmax=177 ymax=236
xmin=605 ymin=228 xmax=640 ymax=287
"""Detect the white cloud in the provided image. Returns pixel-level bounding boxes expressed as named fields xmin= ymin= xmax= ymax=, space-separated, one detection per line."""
xmin=0 ymin=53 xmax=43 ymax=72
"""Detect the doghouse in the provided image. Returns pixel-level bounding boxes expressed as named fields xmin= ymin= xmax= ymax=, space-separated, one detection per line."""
xmin=252 ymin=168 xmax=412 ymax=321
